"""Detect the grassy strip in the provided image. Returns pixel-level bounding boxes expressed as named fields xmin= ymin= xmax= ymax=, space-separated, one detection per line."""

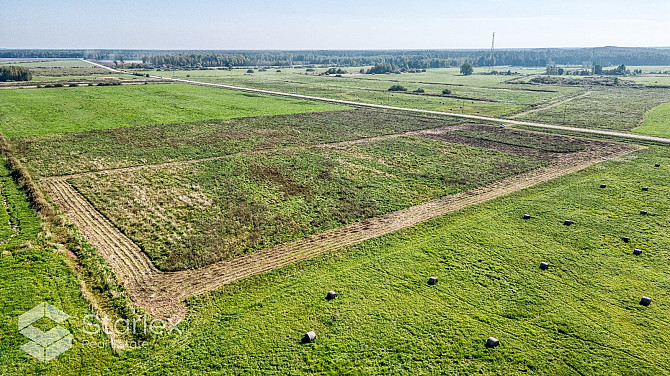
xmin=514 ymin=125 xmax=670 ymax=147
xmin=0 ymin=131 xmax=146 ymax=339
xmin=632 ymin=102 xmax=670 ymax=138
xmin=0 ymin=133 xmax=60 ymax=225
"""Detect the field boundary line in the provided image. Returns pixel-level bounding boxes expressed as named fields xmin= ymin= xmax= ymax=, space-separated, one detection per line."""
xmin=40 ymin=125 xmax=469 ymax=181
xmin=510 ymin=91 xmax=591 ymax=119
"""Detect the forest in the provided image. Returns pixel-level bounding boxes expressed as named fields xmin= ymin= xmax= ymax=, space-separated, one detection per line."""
xmin=2 ymin=47 xmax=670 ymax=68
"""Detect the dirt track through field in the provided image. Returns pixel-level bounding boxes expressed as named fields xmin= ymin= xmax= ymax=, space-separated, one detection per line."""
xmin=42 ymin=134 xmax=640 ymax=321
xmin=510 ymin=91 xmax=591 ymax=119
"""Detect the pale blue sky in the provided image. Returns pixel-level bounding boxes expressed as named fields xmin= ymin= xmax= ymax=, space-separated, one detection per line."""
xmin=1 ymin=0 xmax=668 ymax=49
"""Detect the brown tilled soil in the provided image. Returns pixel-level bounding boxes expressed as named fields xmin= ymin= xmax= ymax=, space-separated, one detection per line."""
xmin=41 ymin=128 xmax=641 ymax=322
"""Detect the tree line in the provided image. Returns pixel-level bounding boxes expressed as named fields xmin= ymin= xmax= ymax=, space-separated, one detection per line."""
xmin=2 ymin=47 xmax=670 ymax=68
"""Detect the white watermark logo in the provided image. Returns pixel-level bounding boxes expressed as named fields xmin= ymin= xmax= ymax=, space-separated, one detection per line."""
xmin=18 ymin=303 xmax=182 ymax=361
xmin=18 ymin=302 xmax=72 ymax=362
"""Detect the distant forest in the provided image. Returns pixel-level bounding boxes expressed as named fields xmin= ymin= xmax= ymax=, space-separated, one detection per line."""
xmin=2 ymin=47 xmax=670 ymax=68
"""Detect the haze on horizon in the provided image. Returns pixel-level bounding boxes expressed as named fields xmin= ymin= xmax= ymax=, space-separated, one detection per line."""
xmin=1 ymin=0 xmax=668 ymax=50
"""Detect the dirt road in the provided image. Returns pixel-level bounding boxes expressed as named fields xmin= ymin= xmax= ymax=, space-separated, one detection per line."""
xmin=83 ymin=59 xmax=670 ymax=145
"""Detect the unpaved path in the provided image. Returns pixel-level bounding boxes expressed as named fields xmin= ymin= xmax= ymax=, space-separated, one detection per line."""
xmin=510 ymin=91 xmax=591 ymax=119
xmin=83 ymin=60 xmax=670 ymax=145
xmin=42 ymin=135 xmax=640 ymax=321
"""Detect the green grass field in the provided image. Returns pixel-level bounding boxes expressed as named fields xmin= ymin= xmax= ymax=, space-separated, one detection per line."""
xmin=517 ymin=87 xmax=670 ymax=132
xmin=69 ymin=136 xmax=545 ymax=271
xmin=2 ymin=62 xmax=670 ymax=375
xmin=108 ymin=146 xmax=670 ymax=375
xmin=0 ymin=159 xmax=116 ymax=376
xmin=633 ymin=102 xmax=670 ymax=138
xmin=0 ymin=59 xmax=128 ymax=81
xmin=3 ymin=145 xmax=666 ymax=375
xmin=136 ymin=66 xmax=670 ymax=136
xmin=12 ymin=109 xmax=467 ymax=177
xmin=0 ymin=84 xmax=345 ymax=138
xmin=142 ymin=67 xmax=582 ymax=118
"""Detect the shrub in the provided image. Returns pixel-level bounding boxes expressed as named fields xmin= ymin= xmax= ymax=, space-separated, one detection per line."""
xmin=413 ymin=88 xmax=425 ymax=93
xmin=0 ymin=66 xmax=32 ymax=81
xmin=324 ymin=68 xmax=347 ymax=75
xmin=388 ymin=85 xmax=407 ymax=92
xmin=442 ymin=88 xmax=452 ymax=95
xmin=247 ymin=69 xmax=255 ymax=73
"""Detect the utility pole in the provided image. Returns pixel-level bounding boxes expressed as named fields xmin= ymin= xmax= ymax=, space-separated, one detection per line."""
xmin=489 ymin=32 xmax=495 ymax=72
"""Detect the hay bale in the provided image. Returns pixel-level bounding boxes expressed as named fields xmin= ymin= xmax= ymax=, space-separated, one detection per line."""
xmin=600 ymin=184 xmax=607 ymax=188
xmin=428 ymin=276 xmax=438 ymax=285
xmin=302 ymin=331 xmax=317 ymax=343
xmin=640 ymin=296 xmax=652 ymax=306
xmin=326 ymin=291 xmax=337 ymax=300
xmin=563 ymin=220 xmax=573 ymax=226
xmin=622 ymin=237 xmax=630 ymax=243
xmin=486 ymin=337 xmax=500 ymax=348
xmin=640 ymin=210 xmax=648 ymax=215
xmin=633 ymin=248 xmax=642 ymax=255
xmin=523 ymin=214 xmax=531 ymax=220
xmin=642 ymin=187 xmax=649 ymax=191
xmin=539 ymin=262 xmax=549 ymax=270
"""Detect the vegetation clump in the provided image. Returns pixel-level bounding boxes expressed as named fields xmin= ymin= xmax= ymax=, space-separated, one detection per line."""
xmin=323 ymin=67 xmax=347 ymax=75
xmin=0 ymin=66 xmax=32 ymax=81
xmin=388 ymin=84 xmax=407 ymax=92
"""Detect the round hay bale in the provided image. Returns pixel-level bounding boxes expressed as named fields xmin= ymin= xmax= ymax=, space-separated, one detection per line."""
xmin=428 ymin=276 xmax=438 ymax=285
xmin=326 ymin=291 xmax=337 ymax=300
xmin=640 ymin=210 xmax=648 ymax=215
xmin=539 ymin=262 xmax=549 ymax=270
xmin=563 ymin=220 xmax=573 ymax=226
xmin=523 ymin=214 xmax=531 ymax=220
xmin=633 ymin=248 xmax=642 ymax=255
xmin=600 ymin=184 xmax=607 ymax=188
xmin=486 ymin=337 xmax=500 ymax=348
xmin=642 ymin=187 xmax=649 ymax=191
xmin=622 ymin=237 xmax=630 ymax=243
xmin=640 ymin=296 xmax=652 ymax=306
xmin=302 ymin=331 xmax=317 ymax=343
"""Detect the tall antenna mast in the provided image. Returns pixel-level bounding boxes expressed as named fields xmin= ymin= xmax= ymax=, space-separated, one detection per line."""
xmin=489 ymin=32 xmax=495 ymax=71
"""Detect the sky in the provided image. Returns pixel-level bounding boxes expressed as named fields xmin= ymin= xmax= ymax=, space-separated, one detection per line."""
xmin=1 ymin=0 xmax=669 ymax=50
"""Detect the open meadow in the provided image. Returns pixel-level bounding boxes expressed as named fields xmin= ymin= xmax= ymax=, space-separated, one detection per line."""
xmin=1 ymin=58 xmax=670 ymax=375
xmin=137 ymin=65 xmax=670 ymax=137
